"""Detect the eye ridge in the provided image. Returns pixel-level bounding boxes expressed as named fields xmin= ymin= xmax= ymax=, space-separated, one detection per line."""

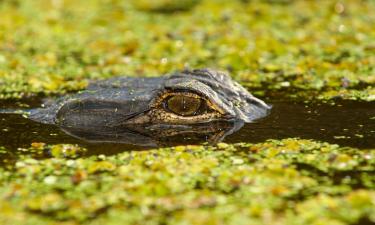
xmin=163 ymin=94 xmax=209 ymax=117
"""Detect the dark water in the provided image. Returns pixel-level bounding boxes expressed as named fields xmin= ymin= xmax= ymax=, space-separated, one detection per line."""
xmin=0 ymin=97 xmax=374 ymax=159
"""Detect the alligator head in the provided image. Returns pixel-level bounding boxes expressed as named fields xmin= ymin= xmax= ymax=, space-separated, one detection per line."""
xmin=28 ymin=69 xmax=270 ymax=145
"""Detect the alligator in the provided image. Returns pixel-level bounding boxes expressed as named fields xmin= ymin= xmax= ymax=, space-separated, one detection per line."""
xmin=2 ymin=69 xmax=271 ymax=146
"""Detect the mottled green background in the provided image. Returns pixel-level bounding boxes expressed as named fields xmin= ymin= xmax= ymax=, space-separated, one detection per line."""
xmin=0 ymin=0 xmax=374 ymax=224
xmin=0 ymin=0 xmax=374 ymax=100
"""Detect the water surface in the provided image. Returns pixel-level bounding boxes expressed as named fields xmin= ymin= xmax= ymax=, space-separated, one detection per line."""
xmin=1 ymin=97 xmax=374 ymax=160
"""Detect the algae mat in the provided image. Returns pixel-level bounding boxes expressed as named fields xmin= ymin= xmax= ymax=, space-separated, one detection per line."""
xmin=0 ymin=0 xmax=374 ymax=101
xmin=0 ymin=0 xmax=375 ymax=224
xmin=1 ymin=140 xmax=375 ymax=225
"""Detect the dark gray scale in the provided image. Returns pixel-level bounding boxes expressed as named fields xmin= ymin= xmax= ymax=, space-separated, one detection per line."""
xmin=55 ymin=89 xmax=158 ymax=128
xmin=30 ymin=88 xmax=158 ymax=128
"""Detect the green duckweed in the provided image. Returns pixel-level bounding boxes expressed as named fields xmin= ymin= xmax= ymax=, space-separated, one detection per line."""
xmin=1 ymin=0 xmax=375 ymax=224
xmin=0 ymin=0 xmax=374 ymax=100
xmin=0 ymin=139 xmax=374 ymax=224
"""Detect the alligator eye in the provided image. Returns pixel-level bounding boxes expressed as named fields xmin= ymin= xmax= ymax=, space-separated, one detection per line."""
xmin=165 ymin=95 xmax=203 ymax=116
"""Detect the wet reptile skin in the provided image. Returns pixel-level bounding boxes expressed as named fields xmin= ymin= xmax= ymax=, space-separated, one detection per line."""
xmin=29 ymin=69 xmax=270 ymax=126
xmin=27 ymin=69 xmax=271 ymax=145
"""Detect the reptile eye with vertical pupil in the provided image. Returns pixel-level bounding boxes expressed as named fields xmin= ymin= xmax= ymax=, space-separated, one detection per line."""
xmin=165 ymin=95 xmax=203 ymax=116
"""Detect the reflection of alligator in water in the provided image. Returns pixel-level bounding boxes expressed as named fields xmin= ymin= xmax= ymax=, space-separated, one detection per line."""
xmin=62 ymin=121 xmax=244 ymax=147
xmin=4 ymin=69 xmax=270 ymax=145
xmin=1 ymin=97 xmax=374 ymax=150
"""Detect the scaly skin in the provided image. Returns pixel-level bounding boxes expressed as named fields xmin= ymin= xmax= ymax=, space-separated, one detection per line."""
xmin=29 ymin=68 xmax=270 ymax=126
xmin=26 ymin=68 xmax=270 ymax=144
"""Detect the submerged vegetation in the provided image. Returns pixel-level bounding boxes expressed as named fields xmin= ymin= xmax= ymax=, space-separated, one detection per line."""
xmin=0 ymin=0 xmax=374 ymax=224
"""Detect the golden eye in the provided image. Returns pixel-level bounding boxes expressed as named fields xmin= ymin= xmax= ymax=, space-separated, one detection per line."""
xmin=166 ymin=95 xmax=203 ymax=116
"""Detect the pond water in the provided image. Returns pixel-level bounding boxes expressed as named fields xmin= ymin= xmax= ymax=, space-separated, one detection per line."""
xmin=0 ymin=95 xmax=374 ymax=161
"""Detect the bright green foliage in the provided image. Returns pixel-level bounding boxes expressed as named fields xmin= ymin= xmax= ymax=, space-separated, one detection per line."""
xmin=0 ymin=0 xmax=374 ymax=100
xmin=0 ymin=139 xmax=374 ymax=224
